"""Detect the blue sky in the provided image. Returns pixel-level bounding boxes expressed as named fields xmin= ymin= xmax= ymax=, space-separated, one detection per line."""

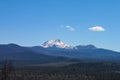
xmin=0 ymin=0 xmax=120 ymax=51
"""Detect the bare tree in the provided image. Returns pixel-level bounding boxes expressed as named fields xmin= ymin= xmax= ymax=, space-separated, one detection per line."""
xmin=0 ymin=60 xmax=14 ymax=80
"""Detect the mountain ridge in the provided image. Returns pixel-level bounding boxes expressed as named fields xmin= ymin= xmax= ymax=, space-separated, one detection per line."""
xmin=40 ymin=39 xmax=97 ymax=50
xmin=31 ymin=39 xmax=120 ymax=62
xmin=0 ymin=39 xmax=120 ymax=63
xmin=0 ymin=43 xmax=80 ymax=65
xmin=41 ymin=39 xmax=73 ymax=49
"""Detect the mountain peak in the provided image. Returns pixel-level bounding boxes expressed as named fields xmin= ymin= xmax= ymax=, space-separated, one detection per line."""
xmin=53 ymin=39 xmax=61 ymax=42
xmin=8 ymin=43 xmax=20 ymax=46
xmin=41 ymin=39 xmax=72 ymax=49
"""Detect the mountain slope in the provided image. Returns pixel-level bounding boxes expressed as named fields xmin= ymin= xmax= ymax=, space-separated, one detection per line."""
xmin=41 ymin=39 xmax=72 ymax=49
xmin=31 ymin=39 xmax=120 ymax=62
xmin=1 ymin=39 xmax=120 ymax=63
xmin=0 ymin=44 xmax=80 ymax=65
xmin=0 ymin=43 xmax=30 ymax=54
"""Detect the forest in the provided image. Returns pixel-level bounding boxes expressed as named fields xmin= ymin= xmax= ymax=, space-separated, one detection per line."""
xmin=0 ymin=61 xmax=120 ymax=80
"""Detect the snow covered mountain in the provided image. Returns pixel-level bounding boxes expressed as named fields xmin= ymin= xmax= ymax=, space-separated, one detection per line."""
xmin=1 ymin=39 xmax=120 ymax=62
xmin=40 ymin=39 xmax=97 ymax=50
xmin=31 ymin=39 xmax=120 ymax=62
xmin=41 ymin=39 xmax=72 ymax=49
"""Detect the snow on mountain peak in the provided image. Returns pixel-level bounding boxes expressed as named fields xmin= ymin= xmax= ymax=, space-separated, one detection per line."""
xmin=41 ymin=39 xmax=72 ymax=49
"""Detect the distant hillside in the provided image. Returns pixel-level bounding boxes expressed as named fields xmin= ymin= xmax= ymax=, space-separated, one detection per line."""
xmin=31 ymin=39 xmax=120 ymax=62
xmin=0 ymin=44 xmax=80 ymax=65
xmin=1 ymin=39 xmax=120 ymax=64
